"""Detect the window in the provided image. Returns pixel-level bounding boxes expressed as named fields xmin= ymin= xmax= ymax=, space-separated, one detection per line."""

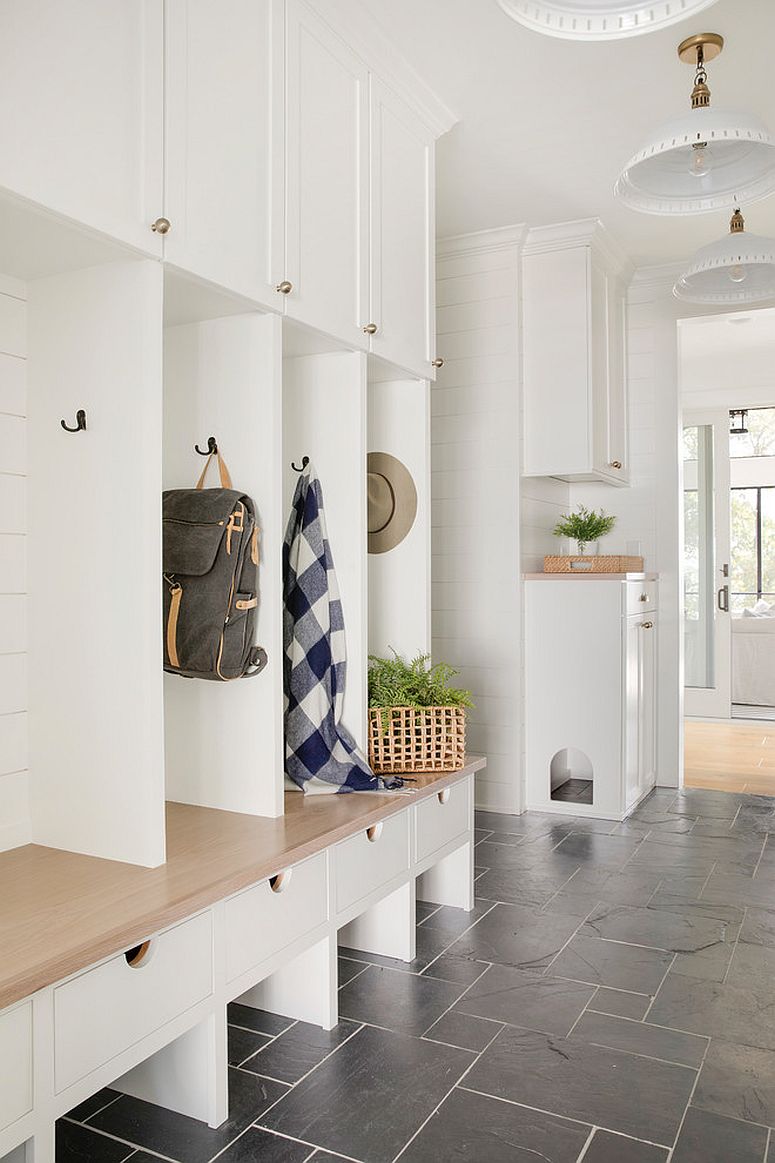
xmin=730 ymin=407 xmax=775 ymax=458
xmin=731 ymin=485 xmax=775 ymax=612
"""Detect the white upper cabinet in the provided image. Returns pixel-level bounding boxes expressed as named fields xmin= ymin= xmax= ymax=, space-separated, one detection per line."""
xmin=522 ymin=222 xmax=630 ymax=485
xmin=282 ymin=0 xmax=369 ymax=347
xmin=368 ymin=78 xmax=435 ymax=379
xmin=163 ymin=0 xmax=283 ymax=304
xmin=0 ymin=0 xmax=163 ymax=255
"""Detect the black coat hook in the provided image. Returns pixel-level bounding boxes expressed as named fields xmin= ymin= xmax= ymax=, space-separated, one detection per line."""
xmin=61 ymin=409 xmax=87 ymax=433
xmin=195 ymin=436 xmax=218 ymax=456
xmin=291 ymin=456 xmax=309 ymax=472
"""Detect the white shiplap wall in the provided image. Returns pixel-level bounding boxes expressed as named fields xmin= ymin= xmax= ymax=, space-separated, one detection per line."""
xmin=0 ymin=275 xmax=28 ymax=850
xmin=433 ymin=227 xmax=525 ymax=814
xmin=521 ymin=476 xmax=570 ymax=573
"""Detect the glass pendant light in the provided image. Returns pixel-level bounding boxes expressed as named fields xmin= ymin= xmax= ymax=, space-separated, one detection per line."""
xmin=615 ymin=34 xmax=775 ymax=215
xmin=496 ymin=0 xmax=719 ymax=40
xmin=673 ymin=209 xmax=775 ymax=304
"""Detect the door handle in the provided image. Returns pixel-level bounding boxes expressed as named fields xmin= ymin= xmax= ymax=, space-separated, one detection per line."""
xmin=717 ymin=585 xmax=729 ymax=612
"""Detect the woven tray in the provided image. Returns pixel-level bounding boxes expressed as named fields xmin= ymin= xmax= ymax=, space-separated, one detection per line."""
xmin=368 ymin=706 xmax=466 ymax=773
xmin=544 ymin=554 xmax=644 ymax=574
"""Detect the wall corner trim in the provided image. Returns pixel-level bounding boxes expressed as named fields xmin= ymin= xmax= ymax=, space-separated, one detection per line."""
xmin=437 ymin=223 xmax=528 ymax=261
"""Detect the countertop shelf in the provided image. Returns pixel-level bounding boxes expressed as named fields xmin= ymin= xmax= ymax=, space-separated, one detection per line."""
xmin=523 ymin=572 xmax=659 ymax=581
xmin=0 ymin=758 xmax=485 ymax=1010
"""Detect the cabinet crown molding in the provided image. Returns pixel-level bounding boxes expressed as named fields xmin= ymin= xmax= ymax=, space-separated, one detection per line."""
xmin=523 ymin=217 xmax=633 ymax=281
xmin=305 ymin=0 xmax=458 ymax=139
xmin=437 ymin=223 xmax=528 ymax=261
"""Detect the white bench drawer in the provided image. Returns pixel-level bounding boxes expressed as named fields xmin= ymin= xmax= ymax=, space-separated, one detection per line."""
xmin=225 ymin=852 xmax=328 ymax=983
xmin=54 ymin=911 xmax=213 ymax=1092
xmin=415 ymin=781 xmax=470 ymax=863
xmin=334 ymin=811 xmax=410 ymax=915
xmin=625 ymin=580 xmax=656 ymax=616
xmin=0 ymin=1001 xmax=32 ymax=1131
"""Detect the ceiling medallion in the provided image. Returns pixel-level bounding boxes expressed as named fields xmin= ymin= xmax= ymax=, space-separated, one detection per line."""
xmin=496 ymin=0 xmax=720 ymax=41
xmin=615 ymin=33 xmax=775 ymax=215
xmin=674 ymin=209 xmax=775 ymax=304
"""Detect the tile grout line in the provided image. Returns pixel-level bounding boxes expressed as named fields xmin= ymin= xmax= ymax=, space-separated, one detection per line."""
xmin=574 ymin=1126 xmax=597 ymax=1161
xmin=664 ymin=1013 xmax=714 ymax=1162
xmin=61 ymin=1117 xmax=180 ymax=1163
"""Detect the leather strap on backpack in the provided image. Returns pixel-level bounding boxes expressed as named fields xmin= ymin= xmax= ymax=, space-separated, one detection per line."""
xmin=195 ymin=450 xmax=233 ymax=490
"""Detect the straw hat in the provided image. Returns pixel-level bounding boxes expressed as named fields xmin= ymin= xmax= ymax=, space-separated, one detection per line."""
xmin=367 ymin=452 xmax=417 ymax=554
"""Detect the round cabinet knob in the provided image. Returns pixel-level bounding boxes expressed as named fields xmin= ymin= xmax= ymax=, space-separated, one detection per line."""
xmin=432 ymin=357 xmax=445 ymax=368
xmin=276 ymin=280 xmax=293 ymax=295
xmin=609 ymin=460 xmax=623 ymax=470
xmin=151 ymin=217 xmax=171 ymax=235
xmin=639 ymin=593 xmax=648 ymax=602
xmin=363 ymin=322 xmax=378 ymax=335
xmin=642 ymin=621 xmax=654 ymax=629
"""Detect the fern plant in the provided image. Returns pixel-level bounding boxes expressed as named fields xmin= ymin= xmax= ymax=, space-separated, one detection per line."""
xmin=553 ymin=505 xmax=616 ymax=555
xmin=368 ymin=651 xmax=474 ymax=732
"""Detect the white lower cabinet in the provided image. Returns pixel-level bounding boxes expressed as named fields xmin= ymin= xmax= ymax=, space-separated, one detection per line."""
xmin=525 ymin=578 xmax=658 ymax=819
xmin=334 ymin=811 xmax=410 ymax=915
xmin=414 ymin=782 xmax=469 ymax=864
xmin=0 ymin=1002 xmax=32 ymax=1133
xmin=225 ymin=852 xmax=328 ymax=982
xmin=53 ymin=912 xmax=213 ymax=1092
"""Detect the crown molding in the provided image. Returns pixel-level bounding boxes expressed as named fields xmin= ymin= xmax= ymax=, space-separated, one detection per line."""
xmin=306 ymin=0 xmax=458 ymax=138
xmin=437 ymin=224 xmax=528 ymax=261
xmin=523 ymin=217 xmax=633 ymax=281
xmin=629 ymin=260 xmax=687 ymax=296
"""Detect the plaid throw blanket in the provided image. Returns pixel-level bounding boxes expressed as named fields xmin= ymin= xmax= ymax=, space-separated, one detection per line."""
xmin=283 ymin=463 xmax=386 ymax=793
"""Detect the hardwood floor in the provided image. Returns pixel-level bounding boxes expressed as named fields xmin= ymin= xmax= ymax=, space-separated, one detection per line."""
xmin=685 ymin=719 xmax=775 ymax=795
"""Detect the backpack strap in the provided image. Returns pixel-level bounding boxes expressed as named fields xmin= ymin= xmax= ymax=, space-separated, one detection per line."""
xmin=195 ymin=451 xmax=233 ymax=490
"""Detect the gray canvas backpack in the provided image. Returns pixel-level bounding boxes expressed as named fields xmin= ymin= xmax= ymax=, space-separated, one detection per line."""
xmin=163 ymin=451 xmax=268 ymax=680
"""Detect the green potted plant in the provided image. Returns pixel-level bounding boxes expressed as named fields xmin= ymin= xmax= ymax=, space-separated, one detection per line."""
xmin=368 ymin=652 xmax=474 ymax=774
xmin=553 ymin=505 xmax=616 ymax=556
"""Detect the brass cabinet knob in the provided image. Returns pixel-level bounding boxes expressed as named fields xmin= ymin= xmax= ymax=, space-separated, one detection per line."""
xmin=151 ymin=217 xmax=171 ymax=235
xmin=639 ymin=593 xmax=648 ymax=602
xmin=363 ymin=322 xmax=378 ymax=335
xmin=642 ymin=621 xmax=654 ymax=629
xmin=609 ymin=460 xmax=623 ymax=470
xmin=276 ymin=280 xmax=293 ymax=294
xmin=432 ymin=357 xmax=445 ymax=368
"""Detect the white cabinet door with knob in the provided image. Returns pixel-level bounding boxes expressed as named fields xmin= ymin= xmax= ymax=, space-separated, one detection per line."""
xmin=0 ymin=0 xmax=163 ymax=255
xmin=283 ymin=0 xmax=368 ymax=347
xmin=163 ymin=0 xmax=283 ymax=304
xmin=369 ymin=77 xmax=435 ymax=378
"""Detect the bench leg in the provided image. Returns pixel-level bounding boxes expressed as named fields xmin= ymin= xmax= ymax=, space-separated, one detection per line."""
xmin=416 ymin=840 xmax=474 ymax=911
xmin=239 ymin=935 xmax=338 ymax=1032
xmin=339 ymin=881 xmax=415 ymax=963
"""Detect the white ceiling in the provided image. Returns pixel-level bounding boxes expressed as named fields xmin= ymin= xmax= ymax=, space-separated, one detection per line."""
xmin=363 ymin=0 xmax=775 ymax=267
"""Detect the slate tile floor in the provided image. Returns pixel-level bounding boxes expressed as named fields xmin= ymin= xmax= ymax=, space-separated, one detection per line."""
xmin=57 ymin=788 xmax=775 ymax=1161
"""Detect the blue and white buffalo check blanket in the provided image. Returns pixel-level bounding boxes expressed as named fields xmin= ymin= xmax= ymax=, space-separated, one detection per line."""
xmin=283 ymin=462 xmax=393 ymax=793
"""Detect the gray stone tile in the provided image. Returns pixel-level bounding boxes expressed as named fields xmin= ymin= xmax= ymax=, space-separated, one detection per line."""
xmin=552 ymin=866 xmax=664 ymax=908
xmin=727 ymin=942 xmax=775 ymax=992
xmin=423 ymin=1009 xmax=502 ymax=1051
xmin=420 ymin=952 xmax=490 ymax=986
xmin=694 ymin=1039 xmax=775 ymax=1126
xmin=337 ymin=956 xmax=368 ymax=987
xmin=399 ymin=1086 xmax=590 ymax=1162
xmin=582 ymin=1129 xmax=669 ymax=1162
xmin=550 ymin=933 xmax=674 ymax=994
xmin=672 ymin=1107 xmax=768 ymax=1163
xmin=474 ymin=809 xmax=523 ymax=831
xmin=669 ymin=790 xmax=743 ymax=820
xmin=454 ymin=963 xmax=595 ymax=1035
xmin=337 ymin=963 xmax=464 ymax=1037
xmin=647 ymin=972 xmax=775 ymax=1052
xmin=627 ymin=841 xmax=718 ymax=876
xmin=702 ymin=870 xmax=775 ymax=908
xmin=589 ymin=987 xmax=651 ymax=1020
xmin=240 ymin=1019 xmax=360 ymax=1084
xmin=553 ymin=832 xmax=644 ymax=867
xmin=260 ymin=1025 xmax=474 ymax=1163
xmin=415 ymin=900 xmax=442 ymax=922
xmin=473 ymin=839 xmax=578 ymax=870
xmin=226 ymin=1004 xmax=294 ymax=1037
xmin=339 ymin=921 xmax=452 ymax=973
xmin=646 ymin=876 xmax=710 ymax=908
xmin=740 ymin=907 xmax=775 ymax=949
xmin=448 ymin=902 xmax=582 ymax=973
xmin=57 ymin=1121 xmax=133 ymax=1163
xmin=213 ymin=1128 xmax=311 ymax=1163
xmin=571 ymin=1010 xmax=708 ymax=1068
xmin=473 ymin=865 xmax=579 ymax=908
xmin=581 ymin=902 xmax=731 ymax=953
xmin=418 ymin=900 xmax=495 ymax=939
xmin=464 ymin=1026 xmax=695 ymax=1145
xmin=227 ymin=1025 xmax=272 ymax=1067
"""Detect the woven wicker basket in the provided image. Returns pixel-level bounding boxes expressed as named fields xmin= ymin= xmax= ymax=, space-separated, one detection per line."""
xmin=368 ymin=706 xmax=466 ymax=774
xmin=544 ymin=554 xmax=644 ymax=574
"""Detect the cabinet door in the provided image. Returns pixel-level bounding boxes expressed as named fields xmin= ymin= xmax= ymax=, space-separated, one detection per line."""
xmin=284 ymin=0 xmax=368 ymax=346
xmin=639 ymin=614 xmax=657 ymax=797
xmin=0 ymin=0 xmax=163 ymax=254
xmin=623 ymin=615 xmax=641 ymax=811
xmin=369 ymin=77 xmax=434 ymax=377
xmin=591 ymin=262 xmax=628 ymax=484
xmin=164 ymin=0 xmax=282 ymax=303
xmin=607 ymin=275 xmax=629 ymax=482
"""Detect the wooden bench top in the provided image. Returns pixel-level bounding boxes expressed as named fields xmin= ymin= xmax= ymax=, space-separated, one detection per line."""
xmin=0 ymin=758 xmax=485 ymax=1010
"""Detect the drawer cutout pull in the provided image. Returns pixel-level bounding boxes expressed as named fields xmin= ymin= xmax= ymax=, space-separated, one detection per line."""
xmin=437 ymin=788 xmax=451 ymax=805
xmin=125 ymin=941 xmax=153 ymax=969
xmin=366 ymin=822 xmax=383 ymax=843
xmin=269 ymin=869 xmax=293 ymax=894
